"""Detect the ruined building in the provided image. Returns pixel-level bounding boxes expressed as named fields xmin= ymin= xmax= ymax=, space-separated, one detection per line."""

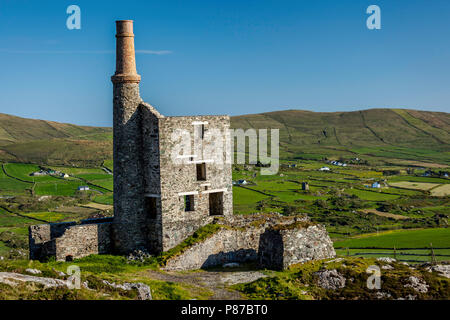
xmin=29 ymin=20 xmax=335 ymax=269
xmin=29 ymin=20 xmax=232 ymax=261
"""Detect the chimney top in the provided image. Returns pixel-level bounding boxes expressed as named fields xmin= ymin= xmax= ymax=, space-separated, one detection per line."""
xmin=111 ymin=20 xmax=141 ymax=84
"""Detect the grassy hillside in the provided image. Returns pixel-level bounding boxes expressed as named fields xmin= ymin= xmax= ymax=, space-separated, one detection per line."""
xmin=230 ymin=108 xmax=450 ymax=166
xmin=0 ymin=113 xmax=112 ymax=166
xmin=0 ymin=108 xmax=449 ymax=166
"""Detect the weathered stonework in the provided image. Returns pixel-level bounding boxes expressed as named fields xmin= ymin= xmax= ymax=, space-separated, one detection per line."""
xmin=29 ymin=20 xmax=233 ymax=261
xmin=29 ymin=218 xmax=113 ymax=261
xmin=164 ymin=216 xmax=336 ymax=271
xmin=164 ymin=227 xmax=262 ymax=271
xmin=28 ymin=20 xmax=335 ymax=268
xmin=258 ymin=224 xmax=336 ymax=270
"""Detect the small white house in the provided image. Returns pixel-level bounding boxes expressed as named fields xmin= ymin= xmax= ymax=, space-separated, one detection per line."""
xmin=237 ymin=180 xmax=248 ymax=185
xmin=372 ymin=182 xmax=381 ymax=188
xmin=319 ymin=167 xmax=330 ymax=171
xmin=77 ymin=186 xmax=90 ymax=191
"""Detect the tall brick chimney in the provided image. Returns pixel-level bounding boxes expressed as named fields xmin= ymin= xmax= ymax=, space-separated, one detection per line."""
xmin=111 ymin=20 xmax=141 ymax=84
xmin=111 ymin=20 xmax=147 ymax=254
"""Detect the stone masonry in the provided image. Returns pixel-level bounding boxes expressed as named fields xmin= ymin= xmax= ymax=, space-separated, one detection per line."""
xmin=29 ymin=20 xmax=335 ymax=268
xmin=29 ymin=20 xmax=233 ymax=261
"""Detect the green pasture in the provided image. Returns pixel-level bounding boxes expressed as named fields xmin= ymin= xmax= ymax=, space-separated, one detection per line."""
xmin=334 ymin=228 xmax=450 ymax=249
xmin=0 ymin=165 xmax=31 ymax=194
xmin=345 ymin=188 xmax=399 ymax=201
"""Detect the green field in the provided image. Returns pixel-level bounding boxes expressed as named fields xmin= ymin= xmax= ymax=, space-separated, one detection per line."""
xmin=334 ymin=228 xmax=450 ymax=248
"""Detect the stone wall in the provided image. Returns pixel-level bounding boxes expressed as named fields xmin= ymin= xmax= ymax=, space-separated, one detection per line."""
xmin=29 ymin=218 xmax=113 ymax=261
xmin=164 ymin=227 xmax=263 ymax=271
xmin=29 ymin=222 xmax=76 ymax=260
xmin=158 ymin=115 xmax=233 ymax=251
xmin=112 ymin=82 xmax=147 ymax=254
xmin=55 ymin=222 xmax=112 ymax=261
xmin=258 ymin=224 xmax=336 ymax=270
xmin=164 ymin=220 xmax=336 ymax=271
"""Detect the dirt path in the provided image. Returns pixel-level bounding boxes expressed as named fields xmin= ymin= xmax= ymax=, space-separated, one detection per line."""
xmin=142 ymin=270 xmax=267 ymax=300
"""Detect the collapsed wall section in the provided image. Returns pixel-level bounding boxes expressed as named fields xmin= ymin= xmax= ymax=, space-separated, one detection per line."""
xmin=29 ymin=218 xmax=113 ymax=261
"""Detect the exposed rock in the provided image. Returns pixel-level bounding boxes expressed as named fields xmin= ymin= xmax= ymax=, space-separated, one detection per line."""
xmin=404 ymin=276 xmax=428 ymax=293
xmin=382 ymin=265 xmax=394 ymax=270
xmin=377 ymin=257 xmax=396 ymax=263
xmin=25 ymin=268 xmax=42 ymax=275
xmin=374 ymin=291 xmax=392 ymax=299
xmin=102 ymin=280 xmax=152 ymax=300
xmin=425 ymin=264 xmax=450 ymax=279
xmin=314 ymin=269 xmax=346 ymax=290
xmin=0 ymin=272 xmax=70 ymax=288
xmin=52 ymin=268 xmax=66 ymax=277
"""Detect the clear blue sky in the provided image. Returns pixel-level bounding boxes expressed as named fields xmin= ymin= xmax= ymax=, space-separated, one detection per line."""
xmin=0 ymin=0 xmax=449 ymax=126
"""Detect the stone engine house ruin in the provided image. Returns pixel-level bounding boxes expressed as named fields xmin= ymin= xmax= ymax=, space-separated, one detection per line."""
xmin=29 ymin=20 xmax=335 ymax=269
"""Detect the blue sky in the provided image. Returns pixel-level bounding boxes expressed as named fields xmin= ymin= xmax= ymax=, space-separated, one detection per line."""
xmin=0 ymin=0 xmax=449 ymax=126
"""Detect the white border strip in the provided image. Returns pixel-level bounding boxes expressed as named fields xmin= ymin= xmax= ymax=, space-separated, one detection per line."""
xmin=177 ymin=191 xmax=199 ymax=196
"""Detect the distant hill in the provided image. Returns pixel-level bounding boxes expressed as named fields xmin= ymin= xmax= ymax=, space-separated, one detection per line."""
xmin=231 ymin=109 xmax=450 ymax=166
xmin=0 ymin=113 xmax=112 ymax=166
xmin=0 ymin=109 xmax=449 ymax=167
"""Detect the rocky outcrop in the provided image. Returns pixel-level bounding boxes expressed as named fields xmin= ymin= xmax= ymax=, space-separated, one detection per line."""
xmin=314 ymin=269 xmax=346 ymax=290
xmin=404 ymin=276 xmax=429 ymax=293
xmin=0 ymin=272 xmax=71 ymax=288
xmin=426 ymin=264 xmax=450 ymax=279
xmin=102 ymin=280 xmax=152 ymax=300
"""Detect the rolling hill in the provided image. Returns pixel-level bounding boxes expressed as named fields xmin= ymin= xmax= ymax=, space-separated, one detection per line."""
xmin=0 ymin=113 xmax=112 ymax=166
xmin=0 ymin=108 xmax=449 ymax=167
xmin=231 ymin=108 xmax=450 ymax=166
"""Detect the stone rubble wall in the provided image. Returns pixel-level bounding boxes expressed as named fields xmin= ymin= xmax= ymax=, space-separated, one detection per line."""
xmin=29 ymin=218 xmax=113 ymax=261
xmin=54 ymin=222 xmax=112 ymax=261
xmin=164 ymin=221 xmax=335 ymax=271
xmin=164 ymin=227 xmax=263 ymax=271
xmin=259 ymin=224 xmax=336 ymax=270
